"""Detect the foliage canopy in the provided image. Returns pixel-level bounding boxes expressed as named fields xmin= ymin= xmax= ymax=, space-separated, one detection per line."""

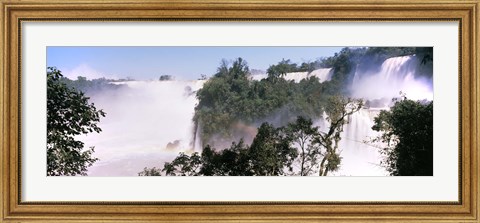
xmin=372 ymin=96 xmax=433 ymax=176
xmin=47 ymin=67 xmax=105 ymax=176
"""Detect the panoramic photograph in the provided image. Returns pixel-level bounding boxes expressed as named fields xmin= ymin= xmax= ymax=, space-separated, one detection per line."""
xmin=46 ymin=46 xmax=433 ymax=177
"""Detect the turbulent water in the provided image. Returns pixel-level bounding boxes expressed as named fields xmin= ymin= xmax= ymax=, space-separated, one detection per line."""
xmin=328 ymin=109 xmax=387 ymax=176
xmin=351 ymin=55 xmax=433 ymax=102
xmin=82 ymin=56 xmax=431 ymax=176
xmin=333 ymin=55 xmax=432 ymax=176
xmin=81 ymin=80 xmax=205 ymax=176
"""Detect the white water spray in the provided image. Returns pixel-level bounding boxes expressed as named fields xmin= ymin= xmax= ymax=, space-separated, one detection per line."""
xmin=81 ymin=80 xmax=204 ymax=176
xmin=351 ymin=55 xmax=432 ymax=101
xmin=334 ymin=55 xmax=433 ymax=176
xmin=81 ymin=56 xmax=431 ymax=176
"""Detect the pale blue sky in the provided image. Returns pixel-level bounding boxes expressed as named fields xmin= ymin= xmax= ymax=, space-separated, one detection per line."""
xmin=47 ymin=46 xmax=343 ymax=80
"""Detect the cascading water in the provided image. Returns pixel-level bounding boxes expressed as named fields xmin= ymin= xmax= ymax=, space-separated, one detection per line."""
xmin=193 ymin=121 xmax=202 ymax=153
xmin=351 ymin=55 xmax=433 ymax=101
xmin=80 ymin=80 xmax=204 ymax=176
xmin=313 ymin=108 xmax=387 ymax=176
xmin=309 ymin=68 xmax=333 ymax=82
xmin=330 ymin=109 xmax=387 ymax=176
xmin=283 ymin=71 xmax=309 ymax=82
xmin=80 ymin=56 xmax=430 ymax=176
xmin=332 ymin=55 xmax=433 ymax=176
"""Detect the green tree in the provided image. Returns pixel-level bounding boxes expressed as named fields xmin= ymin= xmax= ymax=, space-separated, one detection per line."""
xmin=266 ymin=58 xmax=298 ymax=79
xmin=194 ymin=57 xmax=329 ymax=146
xmin=286 ymin=116 xmax=322 ymax=176
xmin=47 ymin=67 xmax=105 ymax=176
xmin=284 ymin=97 xmax=362 ymax=176
xmin=141 ymin=98 xmax=361 ymax=177
xmin=200 ymin=140 xmax=252 ymax=176
xmin=249 ymin=123 xmax=297 ymax=175
xmin=197 ymin=145 xmax=218 ymax=176
xmin=138 ymin=167 xmax=162 ymax=176
xmin=372 ymin=96 xmax=433 ymax=176
xmin=316 ymin=96 xmax=363 ymax=176
xmin=163 ymin=152 xmax=202 ymax=176
xmin=198 ymin=74 xmax=208 ymax=80
xmin=159 ymin=75 xmax=172 ymax=81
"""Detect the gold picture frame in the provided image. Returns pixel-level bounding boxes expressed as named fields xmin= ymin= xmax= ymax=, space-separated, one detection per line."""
xmin=1 ymin=0 xmax=478 ymax=222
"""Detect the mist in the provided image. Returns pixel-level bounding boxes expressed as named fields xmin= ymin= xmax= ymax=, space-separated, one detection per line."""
xmin=351 ymin=55 xmax=433 ymax=102
xmin=76 ymin=54 xmax=432 ymax=176
xmin=78 ymin=80 xmax=205 ymax=176
xmin=334 ymin=54 xmax=433 ymax=176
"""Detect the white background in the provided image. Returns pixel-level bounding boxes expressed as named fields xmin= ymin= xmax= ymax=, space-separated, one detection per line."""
xmin=22 ymin=22 xmax=459 ymax=201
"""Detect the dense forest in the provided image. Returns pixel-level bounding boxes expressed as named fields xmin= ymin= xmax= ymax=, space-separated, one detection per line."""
xmin=193 ymin=47 xmax=432 ymax=148
xmin=140 ymin=47 xmax=433 ymax=176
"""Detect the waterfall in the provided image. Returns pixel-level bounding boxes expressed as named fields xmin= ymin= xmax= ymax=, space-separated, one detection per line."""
xmin=82 ymin=80 xmax=204 ymax=176
xmin=283 ymin=71 xmax=309 ymax=82
xmin=351 ymin=55 xmax=432 ymax=101
xmin=332 ymin=55 xmax=433 ymax=176
xmin=80 ymin=55 xmax=431 ymax=176
xmin=193 ymin=121 xmax=202 ymax=153
xmin=332 ymin=109 xmax=388 ymax=176
xmin=309 ymin=68 xmax=333 ymax=82
xmin=314 ymin=109 xmax=387 ymax=176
